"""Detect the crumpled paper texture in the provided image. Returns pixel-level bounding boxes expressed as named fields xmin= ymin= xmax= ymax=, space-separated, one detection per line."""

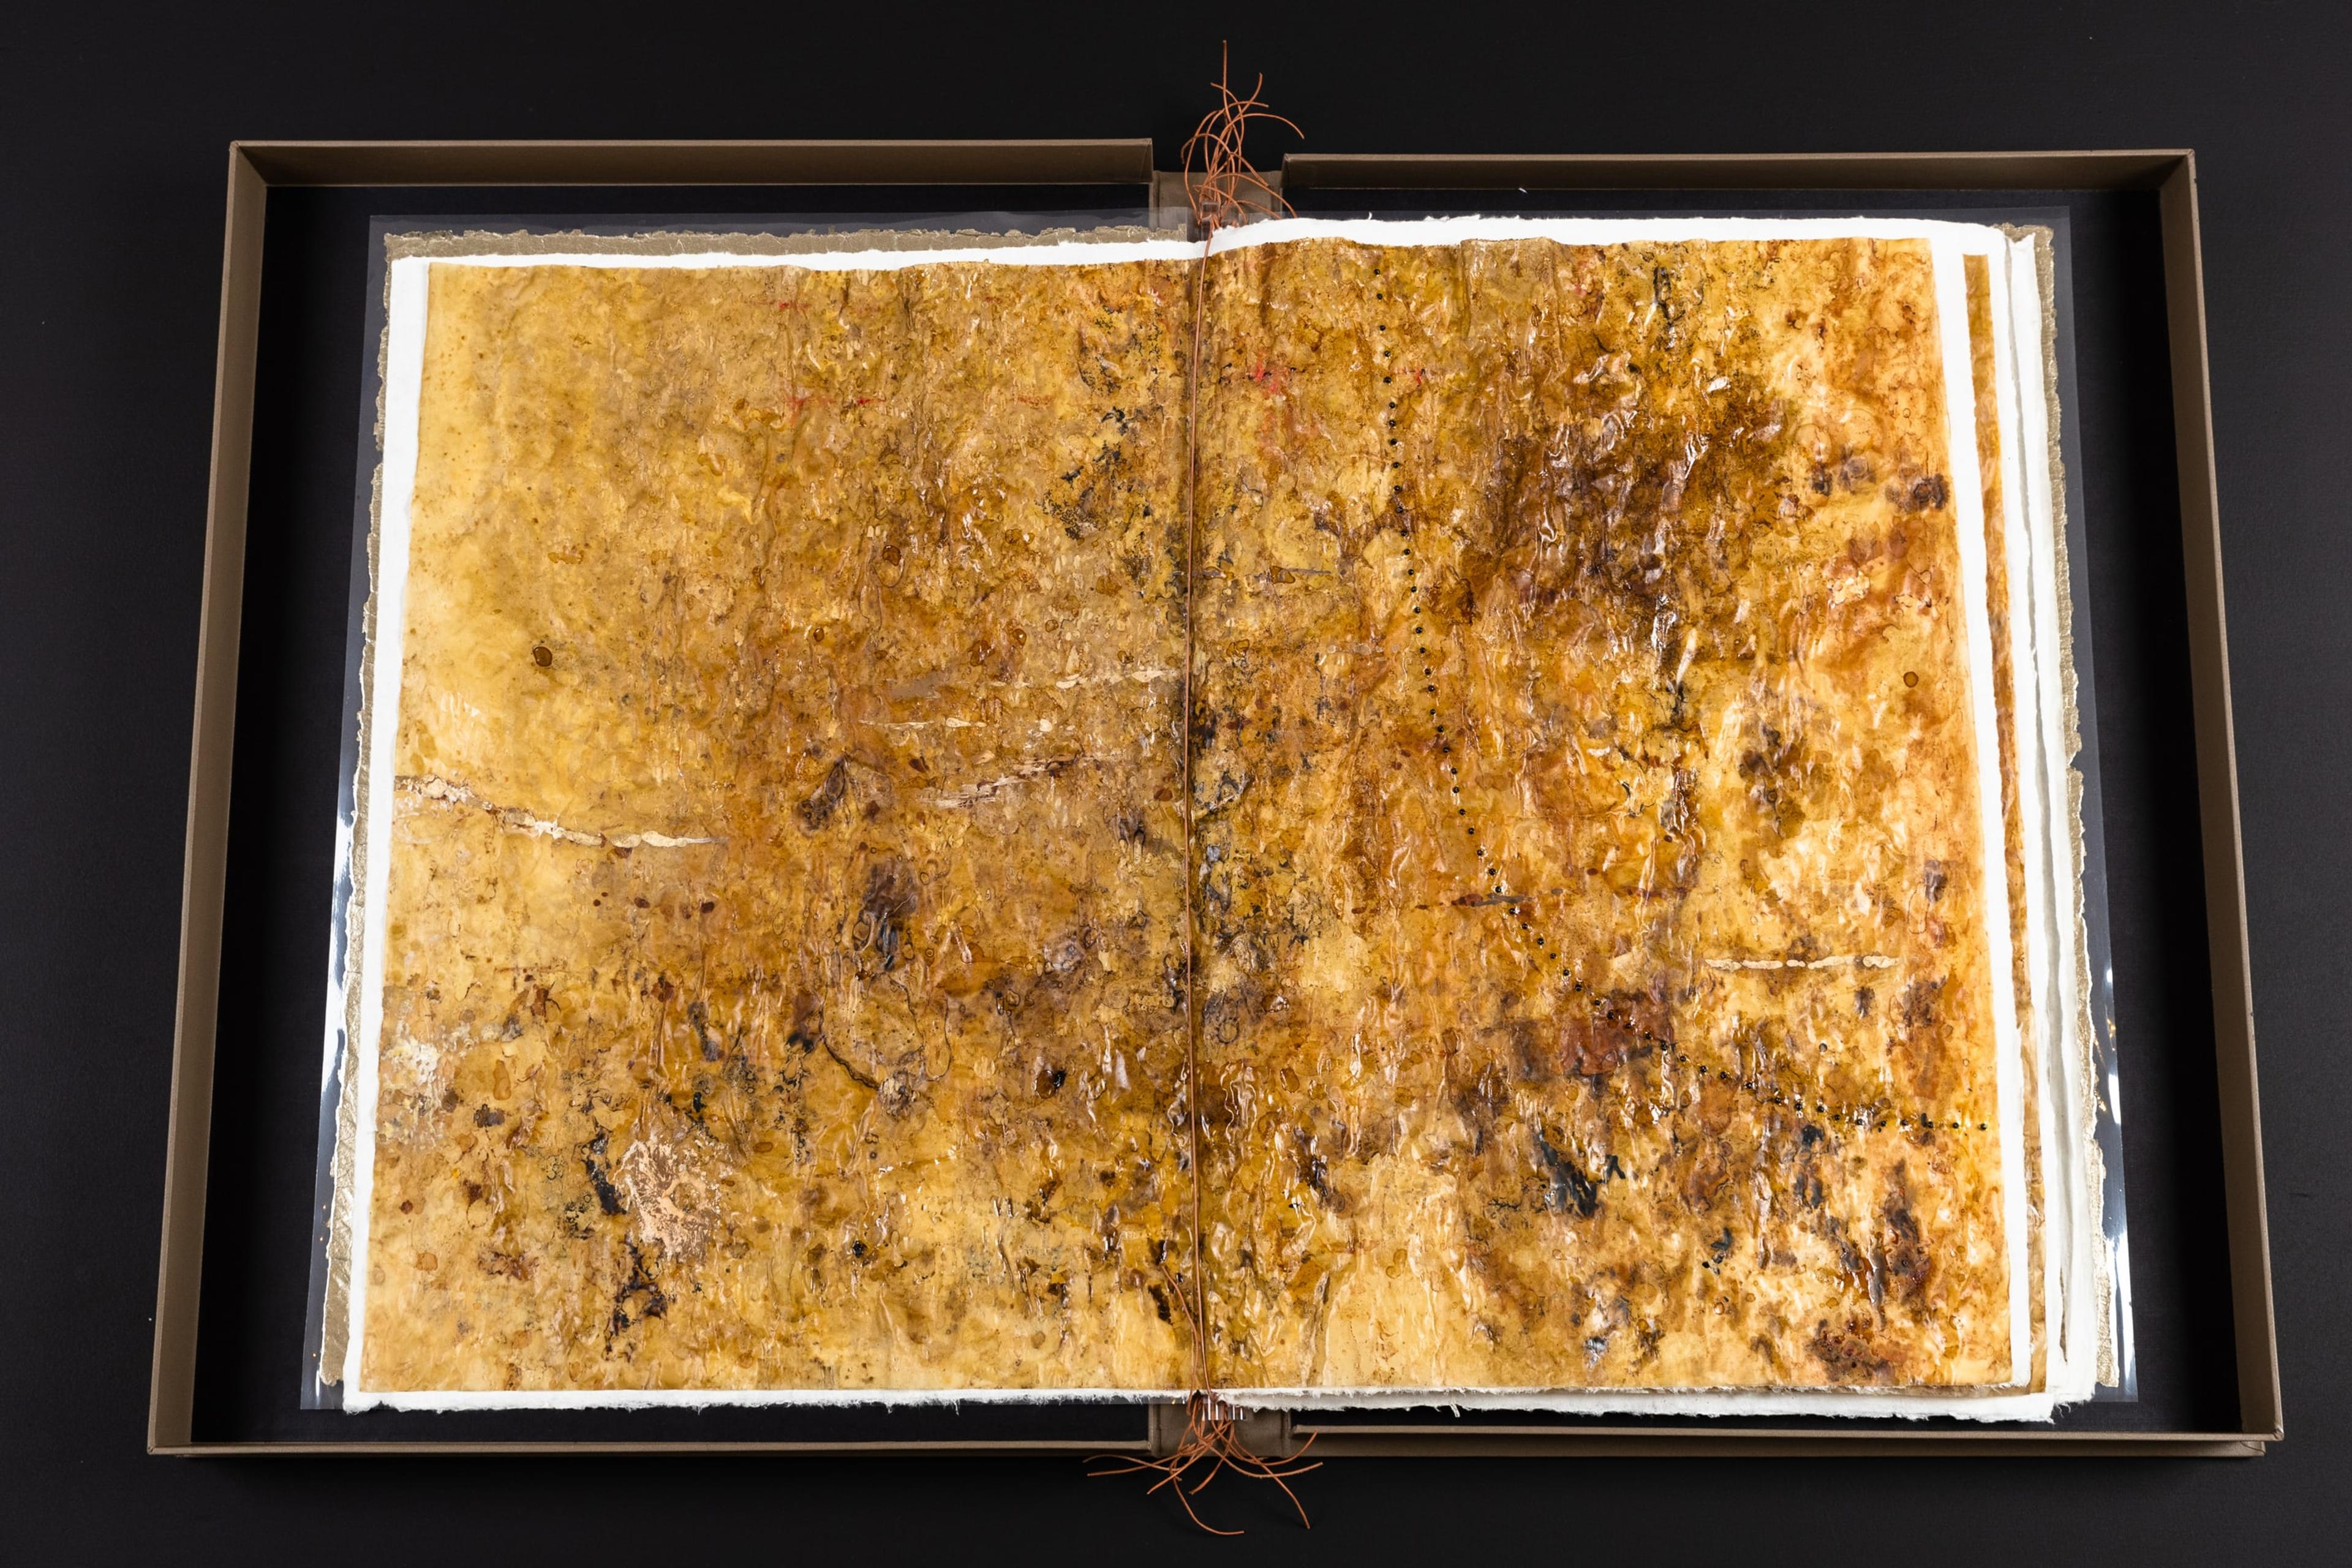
xmin=344 ymin=230 xmax=2041 ymax=1402
xmin=1189 ymin=235 xmax=2014 ymax=1390
xmin=359 ymin=256 xmax=1198 ymax=1395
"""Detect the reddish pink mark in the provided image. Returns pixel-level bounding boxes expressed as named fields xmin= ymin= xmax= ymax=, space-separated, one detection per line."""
xmin=1247 ymin=358 xmax=1292 ymax=395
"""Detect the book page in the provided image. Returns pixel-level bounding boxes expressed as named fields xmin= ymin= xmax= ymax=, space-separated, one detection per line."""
xmin=336 ymin=243 xmax=1202 ymax=1406
xmin=1189 ymin=220 xmax=2025 ymax=1396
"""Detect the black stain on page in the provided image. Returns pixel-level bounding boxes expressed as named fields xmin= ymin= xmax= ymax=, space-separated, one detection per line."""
xmin=608 ymin=1241 xmax=669 ymax=1338
xmin=796 ymin=757 xmax=852 ymax=830
xmin=1534 ymin=1128 xmax=1601 ymax=1218
xmin=853 ymin=858 xmax=918 ymax=975
xmin=581 ymin=1131 xmax=627 ymax=1216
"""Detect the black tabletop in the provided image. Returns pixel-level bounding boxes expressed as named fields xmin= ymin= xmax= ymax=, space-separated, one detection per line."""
xmin=4 ymin=2 xmax=2345 ymax=1559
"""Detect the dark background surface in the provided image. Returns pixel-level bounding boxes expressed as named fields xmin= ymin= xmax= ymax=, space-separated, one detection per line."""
xmin=2 ymin=1 xmax=2344 ymax=1559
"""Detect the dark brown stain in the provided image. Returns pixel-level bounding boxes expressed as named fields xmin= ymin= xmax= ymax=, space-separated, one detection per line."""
xmin=608 ymin=1240 xmax=669 ymax=1340
xmin=1889 ymin=472 xmax=1950 ymax=513
xmin=1680 ymin=1133 xmax=1732 ymax=1213
xmin=1793 ymin=1147 xmax=1828 ymax=1210
xmin=785 ymin=990 xmax=823 ymax=1052
xmin=1023 ymin=1174 xmax=1062 ymax=1224
xmin=479 ymin=1247 xmax=533 ymax=1281
xmin=1297 ymin=1129 xmax=1346 ymax=1213
xmin=1050 ymin=417 xmax=1137 ymax=543
xmin=1897 ymin=977 xmax=1943 ymax=1038
xmin=1533 ymin=1127 xmax=1600 ymax=1218
xmin=796 ymin=756 xmax=852 ymax=831
xmin=1809 ymin=1315 xmax=1894 ymax=1382
xmin=1879 ymin=1164 xmax=1933 ymax=1306
xmin=852 ymin=858 xmax=918 ymax=975
xmin=1503 ymin=1017 xmax=1555 ymax=1085
xmin=1451 ymin=1060 xmax=1512 ymax=1155
xmin=581 ymin=1131 xmax=626 ymax=1216
xmin=1559 ymin=985 xmax=1672 ymax=1078
xmin=1738 ymin=723 xmax=1812 ymax=840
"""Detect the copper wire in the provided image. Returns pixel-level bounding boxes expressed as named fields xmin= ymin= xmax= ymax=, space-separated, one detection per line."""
xmin=1180 ymin=43 xmax=1300 ymax=236
xmin=1087 ymin=1268 xmax=1321 ymax=1536
xmin=1088 ymin=48 xmax=1316 ymax=1535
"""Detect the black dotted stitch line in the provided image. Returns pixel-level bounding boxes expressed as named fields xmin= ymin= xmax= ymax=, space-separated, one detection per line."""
xmin=1378 ymin=262 xmax=1986 ymax=1143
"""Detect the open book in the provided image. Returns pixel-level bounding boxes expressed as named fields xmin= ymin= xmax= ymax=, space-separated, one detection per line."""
xmin=318 ymin=216 xmax=2109 ymax=1419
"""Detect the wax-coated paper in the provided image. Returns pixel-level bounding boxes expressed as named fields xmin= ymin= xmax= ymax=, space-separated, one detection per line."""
xmin=321 ymin=219 xmax=2109 ymax=1414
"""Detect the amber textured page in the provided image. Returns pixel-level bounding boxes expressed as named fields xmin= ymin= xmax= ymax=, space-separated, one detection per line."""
xmin=1967 ymin=249 xmax=2050 ymax=1394
xmin=1189 ymin=232 xmax=2016 ymax=1393
xmin=345 ymin=254 xmax=1199 ymax=1400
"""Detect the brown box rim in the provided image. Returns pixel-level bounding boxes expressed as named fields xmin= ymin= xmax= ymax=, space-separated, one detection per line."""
xmin=153 ymin=141 xmax=2274 ymax=1458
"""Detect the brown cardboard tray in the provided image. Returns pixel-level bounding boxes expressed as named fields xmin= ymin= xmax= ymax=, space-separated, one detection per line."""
xmin=153 ymin=141 xmax=2272 ymax=1457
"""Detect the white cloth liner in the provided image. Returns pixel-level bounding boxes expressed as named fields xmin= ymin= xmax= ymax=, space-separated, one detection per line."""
xmin=333 ymin=217 xmax=2097 ymax=1419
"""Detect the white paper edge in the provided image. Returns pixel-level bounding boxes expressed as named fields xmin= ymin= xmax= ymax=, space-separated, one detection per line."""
xmin=1980 ymin=236 xmax=2070 ymax=1401
xmin=358 ymin=1385 xmax=1191 ymax=1412
xmin=1988 ymin=237 xmax=2100 ymax=1404
xmin=333 ymin=220 xmax=2068 ymax=1417
xmin=357 ymin=1382 xmax=2052 ymax=1420
xmin=417 ymin=238 xmax=1202 ymax=274
xmin=1207 ymin=212 xmax=2018 ymax=255
xmin=1228 ymin=1385 xmax=2056 ymax=1422
xmin=1985 ymin=236 xmax=2060 ymax=1401
xmin=2007 ymin=234 xmax=2103 ymax=1399
xmin=338 ymin=255 xmax=430 ymax=1401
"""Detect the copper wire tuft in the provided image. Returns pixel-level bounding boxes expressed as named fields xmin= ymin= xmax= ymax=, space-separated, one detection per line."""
xmin=1180 ymin=43 xmax=1300 ymax=236
xmin=1088 ymin=1265 xmax=1321 ymax=1535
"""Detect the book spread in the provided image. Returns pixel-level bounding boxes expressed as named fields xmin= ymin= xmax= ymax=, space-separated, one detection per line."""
xmin=317 ymin=217 xmax=2108 ymax=1419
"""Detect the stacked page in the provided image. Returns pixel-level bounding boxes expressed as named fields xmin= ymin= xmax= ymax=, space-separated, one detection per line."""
xmin=318 ymin=217 xmax=2109 ymax=1419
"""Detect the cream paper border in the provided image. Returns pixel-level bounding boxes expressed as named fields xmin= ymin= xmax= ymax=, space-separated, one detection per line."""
xmin=337 ymin=254 xmax=428 ymax=1404
xmin=407 ymin=236 xmax=1201 ymax=273
xmin=1983 ymin=235 xmax=2070 ymax=1400
xmin=332 ymin=219 xmax=2075 ymax=1418
xmin=1208 ymin=212 xmax=2037 ymax=254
